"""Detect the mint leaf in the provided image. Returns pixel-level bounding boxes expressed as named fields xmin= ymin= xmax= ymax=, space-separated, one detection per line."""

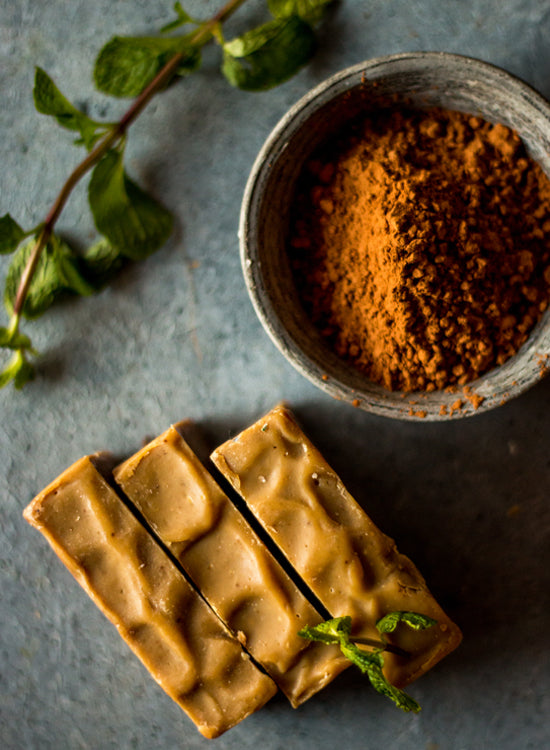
xmin=88 ymin=149 xmax=173 ymax=261
xmin=94 ymin=36 xmax=201 ymax=98
xmin=357 ymin=653 xmax=422 ymax=713
xmin=4 ymin=234 xmax=95 ymax=319
xmin=0 ymin=214 xmax=25 ymax=255
xmin=0 ymin=349 xmax=35 ymax=390
xmin=0 ymin=326 xmax=34 ymax=352
xmin=55 ymin=251 xmax=97 ymax=298
xmin=376 ymin=611 xmax=437 ymax=635
xmin=268 ymin=0 xmax=333 ymax=24
xmin=298 ymin=615 xmax=352 ymax=645
xmin=300 ymin=614 xmax=426 ymax=713
xmin=222 ymin=15 xmax=316 ymax=91
xmin=339 ymin=640 xmax=420 ymax=712
xmin=160 ymin=2 xmax=196 ymax=33
xmin=4 ymin=237 xmax=64 ymax=318
xmin=81 ymin=237 xmax=125 ymax=289
xmin=33 ymin=67 xmax=106 ymax=150
xmin=33 ymin=67 xmax=82 ymax=127
xmin=340 ymin=640 xmax=384 ymax=671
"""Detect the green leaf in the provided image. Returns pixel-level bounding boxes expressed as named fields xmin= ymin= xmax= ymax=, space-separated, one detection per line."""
xmin=268 ymin=0 xmax=333 ymax=24
xmin=33 ymin=67 xmax=105 ymax=150
xmin=298 ymin=616 xmax=352 ymax=646
xmin=340 ymin=639 xmax=383 ymax=671
xmin=376 ymin=611 xmax=437 ymax=635
xmin=340 ymin=640 xmax=421 ymax=713
xmin=56 ymin=251 xmax=97 ymax=298
xmin=4 ymin=234 xmax=95 ymax=320
xmin=300 ymin=614 xmax=426 ymax=713
xmin=160 ymin=2 xmax=196 ymax=33
xmin=81 ymin=237 xmax=125 ymax=289
xmin=93 ymin=35 xmax=201 ymax=98
xmin=222 ymin=15 xmax=316 ymax=91
xmin=88 ymin=149 xmax=173 ymax=261
xmin=72 ymin=131 xmax=105 ymax=150
xmin=0 ymin=214 xmax=25 ymax=255
xmin=13 ymin=355 xmax=35 ymax=389
xmin=33 ymin=67 xmax=82 ymax=129
xmin=0 ymin=349 xmax=35 ymax=390
xmin=356 ymin=653 xmax=422 ymax=713
xmin=0 ymin=325 xmax=34 ymax=352
xmin=4 ymin=237 xmax=63 ymax=319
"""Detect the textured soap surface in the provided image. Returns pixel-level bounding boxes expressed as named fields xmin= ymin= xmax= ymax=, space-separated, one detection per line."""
xmin=211 ymin=404 xmax=463 ymax=688
xmin=23 ymin=456 xmax=277 ymax=739
xmin=114 ymin=426 xmax=349 ymax=707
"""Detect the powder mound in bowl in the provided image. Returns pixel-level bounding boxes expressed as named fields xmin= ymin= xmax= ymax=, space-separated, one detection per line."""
xmin=288 ymin=107 xmax=550 ymax=392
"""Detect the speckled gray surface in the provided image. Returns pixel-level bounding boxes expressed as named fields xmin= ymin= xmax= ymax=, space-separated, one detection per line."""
xmin=1 ymin=1 xmax=549 ymax=749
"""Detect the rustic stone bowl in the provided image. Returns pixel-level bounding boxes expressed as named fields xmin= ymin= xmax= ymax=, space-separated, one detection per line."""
xmin=240 ymin=52 xmax=550 ymax=421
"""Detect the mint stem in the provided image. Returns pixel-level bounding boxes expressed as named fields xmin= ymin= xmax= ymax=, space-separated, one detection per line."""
xmin=352 ymin=636 xmax=410 ymax=658
xmin=12 ymin=0 xmax=249 ymax=321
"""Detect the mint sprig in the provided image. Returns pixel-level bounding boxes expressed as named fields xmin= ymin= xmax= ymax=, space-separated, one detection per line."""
xmin=1 ymin=0 xmax=334 ymax=389
xmin=299 ymin=612 xmax=437 ymax=713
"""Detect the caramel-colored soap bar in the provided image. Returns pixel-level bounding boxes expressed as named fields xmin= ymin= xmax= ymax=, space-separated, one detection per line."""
xmin=211 ymin=404 xmax=462 ymax=689
xmin=114 ymin=426 xmax=349 ymax=708
xmin=23 ymin=456 xmax=276 ymax=739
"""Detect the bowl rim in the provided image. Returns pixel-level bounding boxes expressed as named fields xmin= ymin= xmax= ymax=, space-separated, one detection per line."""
xmin=239 ymin=51 xmax=550 ymax=421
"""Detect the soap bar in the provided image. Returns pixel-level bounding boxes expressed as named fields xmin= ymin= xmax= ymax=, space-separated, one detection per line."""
xmin=113 ymin=426 xmax=349 ymax=708
xmin=23 ymin=456 xmax=276 ymax=739
xmin=211 ymin=404 xmax=462 ymax=689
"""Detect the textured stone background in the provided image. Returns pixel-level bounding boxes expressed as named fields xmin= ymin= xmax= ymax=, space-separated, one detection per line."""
xmin=1 ymin=1 xmax=549 ymax=748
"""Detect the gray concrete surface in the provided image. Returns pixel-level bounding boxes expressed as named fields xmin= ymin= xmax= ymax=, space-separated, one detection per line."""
xmin=1 ymin=1 xmax=549 ymax=748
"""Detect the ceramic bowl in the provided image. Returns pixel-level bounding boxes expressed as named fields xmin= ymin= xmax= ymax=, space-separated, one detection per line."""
xmin=239 ymin=52 xmax=550 ymax=421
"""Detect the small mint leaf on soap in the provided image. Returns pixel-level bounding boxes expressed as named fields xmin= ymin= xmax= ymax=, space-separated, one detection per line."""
xmin=222 ymin=15 xmax=316 ymax=91
xmin=298 ymin=615 xmax=352 ymax=645
xmin=340 ymin=639 xmax=384 ymax=671
xmin=340 ymin=640 xmax=421 ymax=713
xmin=300 ymin=613 xmax=431 ymax=713
xmin=357 ymin=653 xmax=422 ymax=713
xmin=0 ymin=214 xmax=25 ymax=255
xmin=88 ymin=149 xmax=173 ymax=261
xmin=376 ymin=611 xmax=437 ymax=635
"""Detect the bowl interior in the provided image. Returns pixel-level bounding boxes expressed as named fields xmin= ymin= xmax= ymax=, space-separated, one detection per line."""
xmin=241 ymin=53 xmax=550 ymax=420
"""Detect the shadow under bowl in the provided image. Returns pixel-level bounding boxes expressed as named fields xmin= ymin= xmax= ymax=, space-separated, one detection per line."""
xmin=240 ymin=52 xmax=550 ymax=421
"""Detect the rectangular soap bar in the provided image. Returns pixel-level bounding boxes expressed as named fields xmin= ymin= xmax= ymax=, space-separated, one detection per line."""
xmin=211 ymin=404 xmax=463 ymax=689
xmin=23 ymin=456 xmax=276 ymax=739
xmin=113 ymin=426 xmax=349 ymax=708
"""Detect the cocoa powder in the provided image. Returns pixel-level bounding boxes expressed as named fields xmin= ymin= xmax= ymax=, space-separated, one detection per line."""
xmin=288 ymin=107 xmax=550 ymax=391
